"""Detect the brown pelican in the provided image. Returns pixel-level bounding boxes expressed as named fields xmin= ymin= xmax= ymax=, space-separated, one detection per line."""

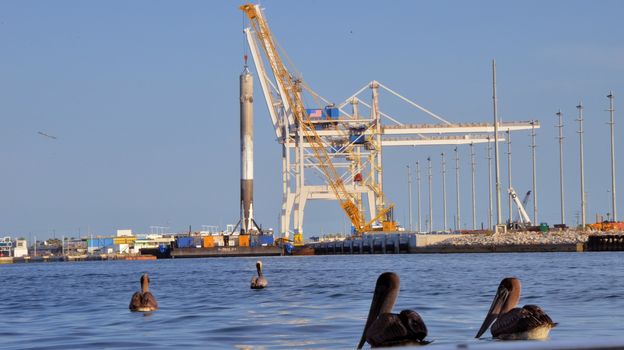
xmin=357 ymin=272 xmax=429 ymax=349
xmin=476 ymin=277 xmax=557 ymax=340
xmin=129 ymin=273 xmax=158 ymax=312
xmin=250 ymin=260 xmax=267 ymax=289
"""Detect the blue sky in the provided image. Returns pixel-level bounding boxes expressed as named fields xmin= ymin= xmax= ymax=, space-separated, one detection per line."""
xmin=1 ymin=1 xmax=623 ymax=239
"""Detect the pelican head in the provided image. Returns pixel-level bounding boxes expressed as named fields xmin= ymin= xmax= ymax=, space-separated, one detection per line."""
xmin=357 ymin=272 xmax=400 ymax=349
xmin=140 ymin=273 xmax=150 ymax=293
xmin=476 ymin=277 xmax=521 ymax=338
xmin=256 ymin=260 xmax=263 ymax=276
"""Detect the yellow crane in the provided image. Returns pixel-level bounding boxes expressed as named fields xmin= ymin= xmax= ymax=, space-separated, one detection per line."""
xmin=240 ymin=4 xmax=396 ymax=236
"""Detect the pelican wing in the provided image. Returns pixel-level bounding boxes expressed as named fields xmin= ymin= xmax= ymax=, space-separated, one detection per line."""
xmin=142 ymin=291 xmax=158 ymax=310
xmin=366 ymin=312 xmax=427 ymax=347
xmin=129 ymin=291 xmax=143 ymax=310
xmin=129 ymin=291 xmax=158 ymax=311
xmin=400 ymin=310 xmax=428 ymax=341
xmin=491 ymin=305 xmax=555 ymax=337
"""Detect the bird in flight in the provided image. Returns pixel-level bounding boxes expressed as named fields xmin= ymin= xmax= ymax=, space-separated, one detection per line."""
xmin=38 ymin=131 xmax=57 ymax=140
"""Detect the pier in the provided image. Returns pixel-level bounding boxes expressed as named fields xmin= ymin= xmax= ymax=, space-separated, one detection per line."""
xmin=304 ymin=232 xmax=598 ymax=255
xmin=586 ymin=235 xmax=624 ymax=251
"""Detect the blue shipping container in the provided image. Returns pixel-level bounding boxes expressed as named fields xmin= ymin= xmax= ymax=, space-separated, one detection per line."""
xmin=176 ymin=237 xmax=193 ymax=248
xmin=324 ymin=107 xmax=339 ymax=119
xmin=87 ymin=238 xmax=114 ymax=248
xmin=259 ymin=235 xmax=274 ymax=246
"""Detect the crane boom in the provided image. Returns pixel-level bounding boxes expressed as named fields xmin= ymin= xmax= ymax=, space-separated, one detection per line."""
xmin=240 ymin=3 xmax=394 ymax=233
xmin=509 ymin=187 xmax=532 ymax=225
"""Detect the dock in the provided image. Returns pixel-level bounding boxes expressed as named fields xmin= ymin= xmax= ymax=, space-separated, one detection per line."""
xmin=303 ymin=233 xmax=588 ymax=255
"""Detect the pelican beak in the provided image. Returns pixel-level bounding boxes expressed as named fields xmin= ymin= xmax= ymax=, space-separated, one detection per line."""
xmin=475 ymin=285 xmax=509 ymax=338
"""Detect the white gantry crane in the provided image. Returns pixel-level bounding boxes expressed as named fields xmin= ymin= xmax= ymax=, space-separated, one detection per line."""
xmin=240 ymin=3 xmax=539 ymax=243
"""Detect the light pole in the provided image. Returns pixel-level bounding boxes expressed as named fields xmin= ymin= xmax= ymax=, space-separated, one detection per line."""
xmin=454 ymin=147 xmax=461 ymax=231
xmin=441 ymin=152 xmax=447 ymax=231
xmin=577 ymin=102 xmax=586 ymax=230
xmin=428 ymin=156 xmax=433 ymax=232
xmin=416 ymin=161 xmax=422 ymax=232
xmin=530 ymin=120 xmax=538 ymax=223
xmin=556 ymin=110 xmax=565 ymax=225
xmin=506 ymin=130 xmax=512 ymax=224
xmin=492 ymin=60 xmax=502 ymax=225
xmin=470 ymin=143 xmax=477 ymax=230
xmin=487 ymin=137 xmax=493 ymax=230
xmin=407 ymin=165 xmax=413 ymax=231
xmin=607 ymin=91 xmax=617 ymax=221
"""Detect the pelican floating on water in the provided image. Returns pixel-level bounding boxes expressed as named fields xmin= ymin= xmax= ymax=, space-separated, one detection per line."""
xmin=476 ymin=277 xmax=557 ymax=340
xmin=250 ymin=260 xmax=267 ymax=289
xmin=129 ymin=273 xmax=158 ymax=312
xmin=357 ymin=272 xmax=429 ymax=349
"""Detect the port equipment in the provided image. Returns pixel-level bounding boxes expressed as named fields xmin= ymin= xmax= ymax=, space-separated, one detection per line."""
xmin=240 ymin=3 xmax=540 ymax=238
xmin=240 ymin=4 xmax=396 ymax=239
xmin=508 ymin=187 xmax=532 ymax=229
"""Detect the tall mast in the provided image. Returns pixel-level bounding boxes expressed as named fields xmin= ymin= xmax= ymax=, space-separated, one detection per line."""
xmin=492 ymin=60 xmax=502 ymax=226
xmin=407 ymin=165 xmax=413 ymax=231
xmin=455 ymin=147 xmax=461 ymax=230
xmin=487 ymin=137 xmax=493 ymax=230
xmin=428 ymin=157 xmax=433 ymax=232
xmin=608 ymin=92 xmax=617 ymax=221
xmin=531 ymin=120 xmax=538 ymax=223
xmin=416 ymin=161 xmax=422 ymax=232
xmin=470 ymin=143 xmax=477 ymax=230
xmin=441 ymin=152 xmax=447 ymax=231
xmin=506 ymin=130 xmax=512 ymax=224
xmin=556 ymin=109 xmax=565 ymax=225
xmin=577 ymin=102 xmax=586 ymax=230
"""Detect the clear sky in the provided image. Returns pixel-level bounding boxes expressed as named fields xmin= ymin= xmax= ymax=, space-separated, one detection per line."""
xmin=1 ymin=1 xmax=623 ymax=239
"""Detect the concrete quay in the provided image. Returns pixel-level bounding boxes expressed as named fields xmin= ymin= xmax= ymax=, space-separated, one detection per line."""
xmin=307 ymin=231 xmax=614 ymax=255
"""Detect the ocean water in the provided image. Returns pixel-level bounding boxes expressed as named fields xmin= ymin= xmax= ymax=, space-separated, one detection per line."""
xmin=1 ymin=252 xmax=623 ymax=349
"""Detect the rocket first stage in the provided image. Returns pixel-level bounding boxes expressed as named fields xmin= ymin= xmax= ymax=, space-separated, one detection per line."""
xmin=240 ymin=60 xmax=260 ymax=234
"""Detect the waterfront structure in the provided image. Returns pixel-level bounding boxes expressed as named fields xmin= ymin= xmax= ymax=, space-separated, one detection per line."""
xmin=13 ymin=239 xmax=28 ymax=258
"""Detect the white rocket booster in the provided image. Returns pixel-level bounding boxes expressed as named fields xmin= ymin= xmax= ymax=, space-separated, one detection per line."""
xmin=240 ymin=64 xmax=255 ymax=234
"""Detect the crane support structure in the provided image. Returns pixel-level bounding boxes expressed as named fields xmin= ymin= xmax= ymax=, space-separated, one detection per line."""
xmin=240 ymin=3 xmax=539 ymax=239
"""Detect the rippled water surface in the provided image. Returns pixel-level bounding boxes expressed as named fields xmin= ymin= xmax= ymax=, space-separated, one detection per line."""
xmin=1 ymin=252 xmax=623 ymax=349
